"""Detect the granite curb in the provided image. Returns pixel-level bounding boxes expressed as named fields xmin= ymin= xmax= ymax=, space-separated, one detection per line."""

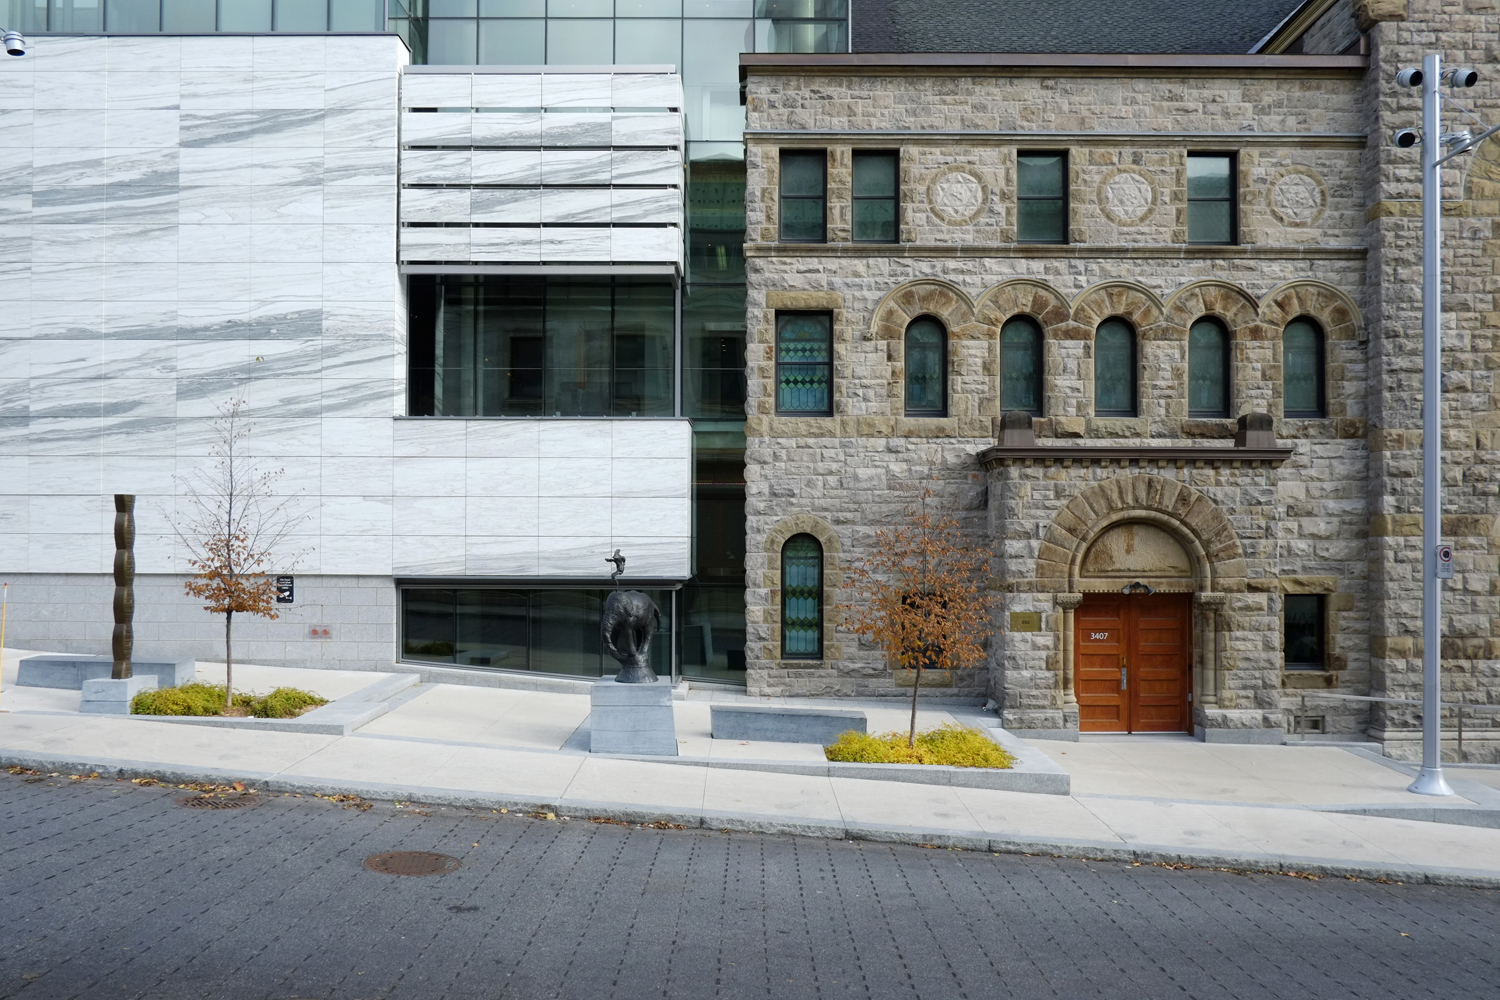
xmin=6 ymin=749 xmax=1499 ymax=890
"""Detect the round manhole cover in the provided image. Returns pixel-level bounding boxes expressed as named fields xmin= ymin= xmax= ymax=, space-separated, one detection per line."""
xmin=364 ymin=851 xmax=461 ymax=877
xmin=176 ymin=793 xmax=262 ymax=810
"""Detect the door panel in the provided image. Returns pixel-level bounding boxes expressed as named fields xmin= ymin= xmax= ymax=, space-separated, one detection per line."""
xmin=1076 ymin=593 xmax=1191 ymax=733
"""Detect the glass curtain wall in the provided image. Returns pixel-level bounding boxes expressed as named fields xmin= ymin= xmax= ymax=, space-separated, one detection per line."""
xmin=10 ymin=0 xmax=387 ymax=31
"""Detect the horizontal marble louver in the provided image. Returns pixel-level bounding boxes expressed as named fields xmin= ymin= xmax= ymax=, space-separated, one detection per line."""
xmin=398 ymin=70 xmax=684 ymax=268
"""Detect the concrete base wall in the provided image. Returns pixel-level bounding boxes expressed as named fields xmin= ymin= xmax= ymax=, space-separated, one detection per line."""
xmin=1 ymin=573 xmax=397 ymax=673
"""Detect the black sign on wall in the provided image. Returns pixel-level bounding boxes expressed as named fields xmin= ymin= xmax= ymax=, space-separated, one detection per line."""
xmin=276 ymin=576 xmax=295 ymax=604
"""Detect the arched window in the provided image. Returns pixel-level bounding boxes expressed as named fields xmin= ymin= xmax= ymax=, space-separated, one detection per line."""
xmin=781 ymin=535 xmax=823 ymax=659
xmin=1094 ymin=318 xmax=1136 ymax=417
xmin=904 ymin=317 xmax=946 ymax=416
xmin=1283 ymin=317 xmax=1325 ymax=417
xmin=1000 ymin=316 xmax=1043 ymax=415
xmin=1188 ymin=317 xmax=1230 ymax=418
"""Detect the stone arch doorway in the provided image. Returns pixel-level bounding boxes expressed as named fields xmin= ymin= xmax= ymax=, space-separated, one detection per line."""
xmin=1074 ymin=522 xmax=1195 ymax=733
xmin=1038 ymin=475 xmax=1246 ymax=736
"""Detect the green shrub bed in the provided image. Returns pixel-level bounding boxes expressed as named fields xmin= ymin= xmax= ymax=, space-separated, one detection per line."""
xmin=131 ymin=682 xmax=328 ymax=719
xmin=824 ymin=724 xmax=1015 ymax=769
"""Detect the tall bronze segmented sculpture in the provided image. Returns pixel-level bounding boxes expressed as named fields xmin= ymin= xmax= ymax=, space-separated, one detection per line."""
xmin=112 ymin=494 xmax=134 ymax=680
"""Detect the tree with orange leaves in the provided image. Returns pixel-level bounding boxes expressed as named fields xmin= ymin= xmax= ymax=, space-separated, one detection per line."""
xmin=175 ymin=399 xmax=308 ymax=709
xmin=840 ymin=488 xmax=991 ymax=746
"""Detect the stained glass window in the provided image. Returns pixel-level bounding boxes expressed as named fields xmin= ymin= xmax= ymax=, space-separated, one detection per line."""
xmin=904 ymin=318 xmax=945 ymax=416
xmin=776 ymin=312 xmax=832 ymax=414
xmin=1283 ymin=318 xmax=1324 ymax=417
xmin=1188 ymin=318 xmax=1229 ymax=417
xmin=1094 ymin=319 xmax=1135 ymax=417
xmin=781 ymin=534 xmax=822 ymax=659
xmin=1000 ymin=316 xmax=1043 ymax=415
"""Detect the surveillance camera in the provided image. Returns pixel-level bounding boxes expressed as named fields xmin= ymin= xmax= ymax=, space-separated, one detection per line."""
xmin=3 ymin=31 xmax=25 ymax=57
xmin=1450 ymin=67 xmax=1479 ymax=88
xmin=1396 ymin=68 xmax=1423 ymax=88
xmin=1394 ymin=128 xmax=1420 ymax=148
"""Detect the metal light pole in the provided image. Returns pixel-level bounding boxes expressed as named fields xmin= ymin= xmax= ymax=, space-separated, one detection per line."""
xmin=1398 ymin=55 xmax=1500 ymax=795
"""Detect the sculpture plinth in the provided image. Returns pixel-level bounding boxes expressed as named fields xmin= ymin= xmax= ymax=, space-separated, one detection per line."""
xmin=589 ymin=551 xmax=676 ymax=754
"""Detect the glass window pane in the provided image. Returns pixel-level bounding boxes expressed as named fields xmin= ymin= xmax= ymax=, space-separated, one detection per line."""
xmin=1094 ymin=319 xmax=1134 ymax=416
xmin=1000 ymin=317 xmax=1042 ymax=414
xmin=428 ymin=18 xmax=479 ymax=62
xmin=431 ymin=0 xmax=477 ymax=13
xmin=275 ymin=0 xmax=326 ymax=29
xmin=105 ymin=0 xmax=159 ymax=29
xmin=547 ymin=17 xmax=613 ymax=63
xmin=851 ymin=197 xmax=894 ymax=242
xmin=1187 ymin=155 xmax=1232 ymax=199
xmin=8 ymin=0 xmax=46 ymax=32
xmin=48 ymin=0 xmax=100 ymax=31
xmin=780 ymin=150 xmax=824 ymax=197
xmin=530 ymin=591 xmax=603 ymax=676
xmin=1284 ymin=594 xmax=1324 ymax=669
xmin=682 ymin=17 xmax=752 ymax=84
xmin=479 ymin=18 xmax=545 ymax=63
xmin=329 ymin=0 xmax=384 ymax=29
xmin=615 ymin=18 xmax=681 ymax=67
xmin=1018 ymin=153 xmax=1064 ymax=199
xmin=162 ymin=0 xmax=213 ymax=29
xmin=1283 ymin=319 xmax=1322 ymax=416
xmin=618 ymin=0 xmax=680 ymax=13
xmin=1188 ymin=200 xmax=1232 ymax=244
xmin=456 ymin=590 xmax=528 ymax=669
xmin=776 ymin=312 xmax=831 ymax=413
xmin=852 ymin=151 xmax=895 ymax=197
xmin=687 ymin=155 xmax=746 ymax=283
xmin=218 ymin=0 xmax=270 ymax=31
xmin=904 ymin=318 xmax=944 ymax=415
xmin=481 ymin=0 xmax=541 ymax=12
xmin=1017 ymin=198 xmax=1064 ymax=243
xmin=403 ymin=589 xmax=457 ymax=663
xmin=1188 ymin=318 xmax=1228 ymax=416
xmin=684 ymin=283 xmax=747 ymax=419
xmin=770 ymin=19 xmax=845 ymax=53
xmin=782 ymin=535 xmax=822 ymax=658
xmin=681 ymin=582 xmax=747 ymax=682
xmin=758 ymin=0 xmax=846 ymax=14
xmin=611 ymin=280 xmax=676 ymax=416
xmin=548 ymin=0 xmax=609 ymax=12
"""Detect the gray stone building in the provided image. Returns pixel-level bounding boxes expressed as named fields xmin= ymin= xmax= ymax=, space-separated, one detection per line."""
xmin=739 ymin=0 xmax=1500 ymax=758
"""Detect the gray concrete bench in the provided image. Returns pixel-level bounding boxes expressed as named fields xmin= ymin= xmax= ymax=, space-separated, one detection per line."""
xmin=17 ymin=654 xmax=196 ymax=691
xmin=711 ymin=704 xmax=866 ymax=746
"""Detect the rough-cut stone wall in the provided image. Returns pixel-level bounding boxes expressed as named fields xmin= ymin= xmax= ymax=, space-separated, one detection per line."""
xmin=1301 ymin=0 xmax=1363 ymax=54
xmin=1362 ymin=0 xmax=1500 ymax=760
xmin=741 ymin=61 xmax=1384 ymax=732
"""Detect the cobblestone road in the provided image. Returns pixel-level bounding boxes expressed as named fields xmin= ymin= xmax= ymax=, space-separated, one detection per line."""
xmin=2 ymin=769 xmax=1498 ymax=1000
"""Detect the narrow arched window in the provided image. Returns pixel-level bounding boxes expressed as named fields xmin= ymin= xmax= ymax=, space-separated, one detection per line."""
xmin=1283 ymin=317 xmax=1325 ymax=417
xmin=781 ymin=534 xmax=823 ymax=659
xmin=904 ymin=318 xmax=946 ymax=416
xmin=1000 ymin=316 xmax=1043 ymax=415
xmin=1188 ymin=317 xmax=1230 ymax=417
xmin=1094 ymin=319 xmax=1136 ymax=417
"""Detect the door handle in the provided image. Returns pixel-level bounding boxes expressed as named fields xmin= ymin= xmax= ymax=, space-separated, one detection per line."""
xmin=1120 ymin=659 xmax=1128 ymax=691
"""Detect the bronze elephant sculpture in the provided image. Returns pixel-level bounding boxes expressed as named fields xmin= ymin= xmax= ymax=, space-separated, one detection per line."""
xmin=601 ymin=589 xmax=662 ymax=684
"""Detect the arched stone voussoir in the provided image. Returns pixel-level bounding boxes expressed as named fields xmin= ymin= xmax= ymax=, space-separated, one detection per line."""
xmin=1163 ymin=279 xmax=1260 ymax=333
xmin=975 ymin=278 xmax=1071 ymax=329
xmin=1257 ymin=279 xmax=1362 ymax=340
xmin=1070 ymin=280 xmax=1166 ymax=332
xmin=868 ymin=280 xmax=977 ymax=339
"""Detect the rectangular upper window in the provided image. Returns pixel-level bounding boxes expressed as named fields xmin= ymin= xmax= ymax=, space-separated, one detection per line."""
xmin=851 ymin=150 xmax=898 ymax=243
xmin=1283 ymin=594 xmax=1326 ymax=671
xmin=779 ymin=149 xmax=827 ymax=243
xmin=1187 ymin=153 xmax=1236 ymax=245
xmin=775 ymin=312 xmax=832 ymax=415
xmin=1017 ymin=151 xmax=1067 ymax=243
xmin=407 ymin=275 xmax=675 ymax=418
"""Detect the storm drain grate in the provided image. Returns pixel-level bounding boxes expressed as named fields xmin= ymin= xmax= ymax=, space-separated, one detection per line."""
xmin=176 ymin=793 xmax=262 ymax=810
xmin=364 ymin=851 xmax=461 ymax=877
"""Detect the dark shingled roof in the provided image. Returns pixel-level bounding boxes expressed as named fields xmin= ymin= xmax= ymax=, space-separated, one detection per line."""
xmin=851 ymin=0 xmax=1307 ymax=55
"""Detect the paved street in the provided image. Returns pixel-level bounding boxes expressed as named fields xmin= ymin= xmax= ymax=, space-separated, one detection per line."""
xmin=3 ymin=770 xmax=1498 ymax=1000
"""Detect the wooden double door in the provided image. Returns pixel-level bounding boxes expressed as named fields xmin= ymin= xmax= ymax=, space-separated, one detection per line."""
xmin=1076 ymin=593 xmax=1192 ymax=733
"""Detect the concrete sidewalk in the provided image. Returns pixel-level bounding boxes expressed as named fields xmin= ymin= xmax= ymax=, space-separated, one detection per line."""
xmin=4 ymin=649 xmax=1500 ymax=887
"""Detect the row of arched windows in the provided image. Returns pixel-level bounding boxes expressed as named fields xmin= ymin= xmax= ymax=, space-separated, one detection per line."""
xmin=900 ymin=315 xmax=1328 ymax=419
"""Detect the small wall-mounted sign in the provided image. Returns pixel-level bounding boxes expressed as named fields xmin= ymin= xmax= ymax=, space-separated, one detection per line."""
xmin=1436 ymin=544 xmax=1454 ymax=580
xmin=1009 ymin=611 xmax=1042 ymax=632
xmin=276 ymin=575 xmax=294 ymax=603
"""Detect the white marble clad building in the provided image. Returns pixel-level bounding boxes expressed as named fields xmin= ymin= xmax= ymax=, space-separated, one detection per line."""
xmin=0 ymin=34 xmax=692 ymax=673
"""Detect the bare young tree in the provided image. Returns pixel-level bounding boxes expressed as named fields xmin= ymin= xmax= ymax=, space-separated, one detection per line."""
xmin=839 ymin=487 xmax=991 ymax=745
xmin=174 ymin=398 xmax=308 ymax=708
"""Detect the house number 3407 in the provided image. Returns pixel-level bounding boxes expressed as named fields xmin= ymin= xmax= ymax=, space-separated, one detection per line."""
xmin=1090 ymin=632 xmax=1110 ymax=640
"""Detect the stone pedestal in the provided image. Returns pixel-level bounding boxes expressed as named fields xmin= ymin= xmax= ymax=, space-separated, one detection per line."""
xmin=81 ymin=676 xmax=158 ymax=715
xmin=589 ymin=676 xmax=677 ymax=755
xmin=18 ymin=655 xmax=195 ymax=690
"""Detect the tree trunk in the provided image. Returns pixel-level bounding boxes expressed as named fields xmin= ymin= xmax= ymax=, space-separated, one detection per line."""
xmin=224 ymin=609 xmax=234 ymax=710
xmin=908 ymin=662 xmax=922 ymax=746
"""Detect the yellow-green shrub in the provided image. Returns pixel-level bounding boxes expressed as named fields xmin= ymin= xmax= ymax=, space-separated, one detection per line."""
xmin=824 ymin=724 xmax=1015 ymax=769
xmin=131 ymin=683 xmax=326 ymax=719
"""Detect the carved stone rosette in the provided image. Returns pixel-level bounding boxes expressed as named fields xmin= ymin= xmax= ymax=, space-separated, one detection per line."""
xmin=112 ymin=494 xmax=135 ymax=680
